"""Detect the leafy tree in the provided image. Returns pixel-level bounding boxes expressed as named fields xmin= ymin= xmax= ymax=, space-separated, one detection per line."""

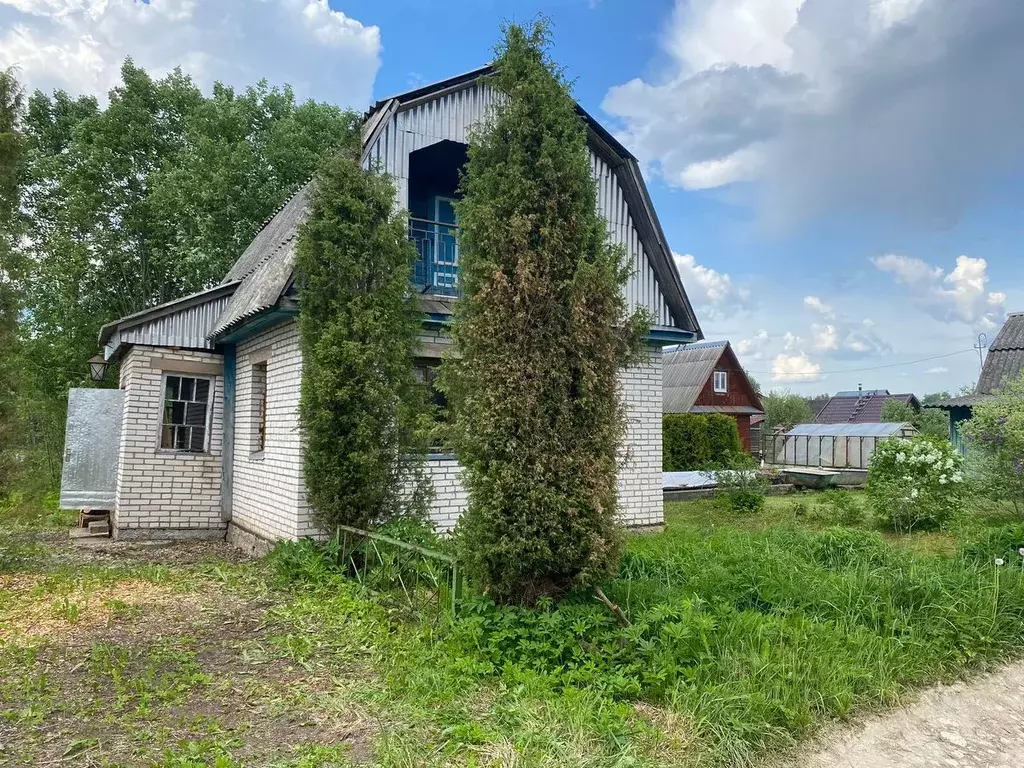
xmin=10 ymin=60 xmax=352 ymax=477
xmin=761 ymin=391 xmax=814 ymax=434
xmin=744 ymin=368 xmax=761 ymax=395
xmin=916 ymin=408 xmax=951 ymax=441
xmin=296 ymin=133 xmax=430 ymax=532
xmin=879 ymin=399 xmax=916 ymax=424
xmin=961 ymin=372 xmax=1024 ymax=514
xmin=880 ymin=399 xmax=948 ymax=440
xmin=921 ymin=391 xmax=951 ymax=406
xmin=443 ymin=21 xmax=647 ymax=604
xmin=0 ymin=67 xmax=24 ymax=490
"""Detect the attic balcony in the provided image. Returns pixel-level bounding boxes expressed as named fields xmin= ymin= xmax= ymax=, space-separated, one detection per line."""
xmin=410 ymin=217 xmax=460 ymax=297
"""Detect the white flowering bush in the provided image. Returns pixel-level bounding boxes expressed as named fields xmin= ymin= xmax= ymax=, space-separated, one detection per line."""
xmin=867 ymin=436 xmax=966 ymax=532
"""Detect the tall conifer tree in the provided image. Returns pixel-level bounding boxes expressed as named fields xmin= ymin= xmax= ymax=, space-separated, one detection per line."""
xmin=296 ymin=136 xmax=430 ymax=531
xmin=444 ymin=21 xmax=647 ymax=604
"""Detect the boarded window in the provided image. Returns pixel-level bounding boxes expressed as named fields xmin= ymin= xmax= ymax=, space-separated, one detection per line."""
xmin=161 ymin=375 xmax=211 ymax=452
xmin=253 ymin=361 xmax=268 ymax=453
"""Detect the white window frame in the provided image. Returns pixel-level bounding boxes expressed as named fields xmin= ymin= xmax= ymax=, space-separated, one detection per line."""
xmin=713 ymin=370 xmax=728 ymax=393
xmin=157 ymin=372 xmax=214 ymax=454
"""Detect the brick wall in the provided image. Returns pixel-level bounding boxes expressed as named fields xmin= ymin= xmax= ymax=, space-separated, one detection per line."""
xmin=113 ymin=346 xmax=225 ymax=539
xmin=616 ymin=348 xmax=664 ymax=527
xmin=222 ymin=323 xmax=664 ymax=542
xmin=418 ymin=347 xmax=665 ymax=533
xmin=423 ymin=456 xmax=467 ymax=533
xmin=231 ymin=320 xmax=311 ymax=541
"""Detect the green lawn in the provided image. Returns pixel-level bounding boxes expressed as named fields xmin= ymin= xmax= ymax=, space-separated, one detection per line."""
xmin=3 ymin=493 xmax=1024 ymax=766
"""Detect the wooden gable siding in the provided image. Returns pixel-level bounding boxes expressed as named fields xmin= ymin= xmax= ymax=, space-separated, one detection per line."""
xmin=693 ymin=346 xmax=761 ymax=410
xmin=694 ymin=346 xmax=761 ymax=453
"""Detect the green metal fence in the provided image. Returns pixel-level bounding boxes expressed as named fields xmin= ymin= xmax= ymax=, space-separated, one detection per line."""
xmin=333 ymin=523 xmax=464 ymax=615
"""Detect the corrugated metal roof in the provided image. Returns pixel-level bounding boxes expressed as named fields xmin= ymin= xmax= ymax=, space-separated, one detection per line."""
xmin=98 ymin=283 xmax=239 ymax=360
xmin=931 ymin=394 xmax=991 ymax=409
xmin=663 ymin=342 xmax=726 ymax=412
xmin=978 ymin=313 xmax=1024 ymax=394
xmin=786 ymin=422 xmax=912 ymax=437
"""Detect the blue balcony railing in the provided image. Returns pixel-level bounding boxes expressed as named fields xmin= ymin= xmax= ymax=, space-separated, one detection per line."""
xmin=410 ymin=217 xmax=459 ymax=296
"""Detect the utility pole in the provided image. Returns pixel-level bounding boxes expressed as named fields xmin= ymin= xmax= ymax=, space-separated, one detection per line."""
xmin=974 ymin=332 xmax=988 ymax=373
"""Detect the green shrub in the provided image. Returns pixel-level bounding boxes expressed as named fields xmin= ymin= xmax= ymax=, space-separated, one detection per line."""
xmin=713 ymin=463 xmax=769 ymax=515
xmin=663 ymin=413 xmax=743 ymax=471
xmin=961 ymin=373 xmax=1024 ymax=515
xmin=867 ymin=437 xmax=966 ymax=532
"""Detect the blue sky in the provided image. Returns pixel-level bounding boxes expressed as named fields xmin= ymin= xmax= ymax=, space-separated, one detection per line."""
xmin=2 ymin=0 xmax=1021 ymax=396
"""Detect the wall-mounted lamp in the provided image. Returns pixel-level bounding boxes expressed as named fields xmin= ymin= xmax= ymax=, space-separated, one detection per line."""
xmin=88 ymin=354 xmax=108 ymax=382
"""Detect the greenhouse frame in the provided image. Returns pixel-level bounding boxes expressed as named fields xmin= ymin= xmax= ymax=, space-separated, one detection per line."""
xmin=764 ymin=423 xmax=917 ymax=470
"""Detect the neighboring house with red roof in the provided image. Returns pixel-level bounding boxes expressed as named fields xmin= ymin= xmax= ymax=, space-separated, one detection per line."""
xmin=814 ymin=389 xmax=920 ymax=425
xmin=663 ymin=341 xmax=764 ymax=452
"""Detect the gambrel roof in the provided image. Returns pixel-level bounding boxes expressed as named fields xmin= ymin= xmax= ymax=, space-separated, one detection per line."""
xmin=211 ymin=66 xmax=701 ymax=340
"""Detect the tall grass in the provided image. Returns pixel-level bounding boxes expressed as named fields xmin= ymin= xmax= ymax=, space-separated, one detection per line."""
xmin=265 ymin=510 xmax=1024 ymax=766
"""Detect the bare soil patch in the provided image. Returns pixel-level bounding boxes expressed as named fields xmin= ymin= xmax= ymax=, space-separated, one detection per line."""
xmin=0 ymin=541 xmax=374 ymax=766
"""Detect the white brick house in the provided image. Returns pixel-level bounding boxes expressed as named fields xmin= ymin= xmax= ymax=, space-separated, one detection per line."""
xmin=68 ymin=68 xmax=702 ymax=547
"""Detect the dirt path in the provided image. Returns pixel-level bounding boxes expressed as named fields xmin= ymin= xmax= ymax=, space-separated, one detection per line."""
xmin=798 ymin=662 xmax=1024 ymax=768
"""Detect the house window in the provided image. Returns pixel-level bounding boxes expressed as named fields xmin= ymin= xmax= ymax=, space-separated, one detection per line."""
xmin=252 ymin=361 xmax=268 ymax=453
xmin=714 ymin=370 xmax=728 ymax=393
xmin=161 ymin=374 xmax=211 ymax=452
xmin=414 ymin=362 xmax=448 ymax=449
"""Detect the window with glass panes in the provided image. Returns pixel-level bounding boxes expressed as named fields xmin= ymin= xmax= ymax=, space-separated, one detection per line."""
xmin=161 ymin=375 xmax=211 ymax=452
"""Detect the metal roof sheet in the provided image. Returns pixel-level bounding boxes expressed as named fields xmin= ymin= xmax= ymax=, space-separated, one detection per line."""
xmin=931 ymin=394 xmax=991 ymax=409
xmin=785 ymin=422 xmax=913 ymax=437
xmin=663 ymin=342 xmax=726 ymax=412
xmin=689 ymin=405 xmax=764 ymax=415
xmin=815 ymin=392 xmax=919 ymax=424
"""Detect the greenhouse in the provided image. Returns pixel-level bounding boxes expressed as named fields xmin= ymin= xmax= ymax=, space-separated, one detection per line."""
xmin=765 ymin=423 xmax=917 ymax=470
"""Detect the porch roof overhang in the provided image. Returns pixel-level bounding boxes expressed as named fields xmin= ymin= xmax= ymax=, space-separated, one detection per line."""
xmin=98 ymin=282 xmax=240 ymax=362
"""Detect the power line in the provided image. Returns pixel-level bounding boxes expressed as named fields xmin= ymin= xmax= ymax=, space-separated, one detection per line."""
xmin=744 ymin=348 xmax=976 ymax=377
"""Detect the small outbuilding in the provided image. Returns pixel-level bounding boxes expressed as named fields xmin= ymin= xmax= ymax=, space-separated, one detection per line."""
xmin=931 ymin=312 xmax=1024 ymax=454
xmin=663 ymin=340 xmax=764 ymax=452
xmin=766 ymin=422 xmax=917 ymax=470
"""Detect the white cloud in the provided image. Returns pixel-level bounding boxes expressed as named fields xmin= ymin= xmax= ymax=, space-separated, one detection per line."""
xmin=603 ymin=0 xmax=1024 ymax=226
xmin=804 ymin=295 xmax=835 ymax=318
xmin=673 ymin=252 xmax=752 ymax=318
xmin=925 ymin=366 xmax=948 ymax=374
xmin=772 ymin=352 xmax=824 ymax=383
xmin=872 ymin=253 xmax=1007 ymax=330
xmin=810 ymin=323 xmax=839 ymax=351
xmin=0 ymin=0 xmax=381 ymax=106
xmin=782 ymin=331 xmax=802 ymax=351
xmin=735 ymin=329 xmax=770 ymax=359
